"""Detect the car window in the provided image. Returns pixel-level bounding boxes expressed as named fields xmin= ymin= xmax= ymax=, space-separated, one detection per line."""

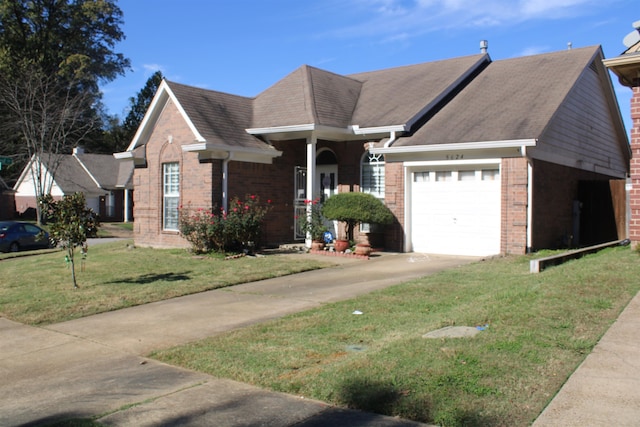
xmin=24 ymin=224 xmax=42 ymax=234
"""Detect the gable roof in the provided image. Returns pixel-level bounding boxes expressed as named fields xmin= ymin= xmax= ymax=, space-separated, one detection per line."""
xmin=15 ymin=152 xmax=133 ymax=195
xmin=124 ymin=80 xmax=282 ymax=164
xmin=166 ymin=81 xmax=269 ymax=152
xmin=395 ymin=46 xmax=610 ymax=145
xmin=348 ymin=54 xmax=488 ymax=129
xmin=123 ymin=45 xmax=627 ymax=171
xmin=253 ymin=65 xmax=362 ymax=129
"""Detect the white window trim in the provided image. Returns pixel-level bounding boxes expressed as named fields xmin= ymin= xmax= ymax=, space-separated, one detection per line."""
xmin=163 ymin=162 xmax=180 ymax=231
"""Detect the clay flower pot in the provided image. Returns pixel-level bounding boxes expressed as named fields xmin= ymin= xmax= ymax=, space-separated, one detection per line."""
xmin=355 ymin=243 xmax=372 ymax=256
xmin=334 ymin=239 xmax=350 ymax=252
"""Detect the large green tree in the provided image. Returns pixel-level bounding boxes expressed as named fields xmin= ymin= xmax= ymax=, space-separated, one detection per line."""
xmin=121 ymin=70 xmax=163 ymax=146
xmin=0 ymin=0 xmax=129 ymax=219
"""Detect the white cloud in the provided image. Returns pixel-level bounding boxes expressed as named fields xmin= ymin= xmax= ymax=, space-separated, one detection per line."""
xmin=518 ymin=45 xmax=551 ymax=57
xmin=328 ymin=0 xmax=608 ymax=41
xmin=143 ymin=63 xmax=166 ymax=75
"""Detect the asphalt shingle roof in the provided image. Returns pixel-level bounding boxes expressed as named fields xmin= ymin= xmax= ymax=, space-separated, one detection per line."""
xmin=252 ymin=65 xmax=362 ymax=128
xmin=166 ymin=81 xmax=275 ymax=152
xmin=397 ymin=46 xmax=601 ymax=146
xmin=348 ymin=54 xmax=487 ymax=128
xmin=152 ymin=46 xmax=607 ymax=151
xmin=40 ymin=152 xmax=133 ymax=194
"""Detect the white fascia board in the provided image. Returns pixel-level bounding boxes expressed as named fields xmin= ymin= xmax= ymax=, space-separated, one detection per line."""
xmin=126 ymin=81 xmax=205 ymax=152
xmin=371 ymin=139 xmax=537 ymax=155
xmin=602 ymin=53 xmax=640 ymax=68
xmin=246 ymin=123 xmax=316 ymax=135
xmin=13 ymin=154 xmax=36 ymax=190
xmin=351 ymin=124 xmax=406 ymax=135
xmin=182 ymin=142 xmax=283 ymax=158
xmin=113 ymin=151 xmax=133 ymax=160
xmin=245 ymin=123 xmax=356 ymax=138
xmin=73 ymin=155 xmax=102 ymax=189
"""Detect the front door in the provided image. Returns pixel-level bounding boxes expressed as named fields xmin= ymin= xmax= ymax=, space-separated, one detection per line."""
xmin=316 ymin=165 xmax=337 ymax=203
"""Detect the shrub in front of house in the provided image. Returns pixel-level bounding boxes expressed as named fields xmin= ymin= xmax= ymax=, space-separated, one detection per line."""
xmin=178 ymin=195 xmax=271 ymax=254
xmin=322 ymin=192 xmax=394 ymax=242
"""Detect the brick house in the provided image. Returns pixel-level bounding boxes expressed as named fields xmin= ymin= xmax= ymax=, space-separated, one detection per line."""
xmin=604 ymin=20 xmax=640 ymax=249
xmin=117 ymin=45 xmax=629 ymax=256
xmin=14 ymin=147 xmax=134 ymax=222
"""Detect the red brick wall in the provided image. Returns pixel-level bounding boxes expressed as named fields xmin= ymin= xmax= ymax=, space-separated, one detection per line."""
xmin=530 ymin=159 xmax=619 ymax=251
xmin=501 ymin=158 xmax=529 ymax=255
xmin=383 ymin=161 xmax=405 ymax=252
xmin=630 ymin=86 xmax=640 ymax=247
xmin=134 ymin=110 xmax=376 ymax=249
xmin=134 ymin=99 xmax=209 ymax=249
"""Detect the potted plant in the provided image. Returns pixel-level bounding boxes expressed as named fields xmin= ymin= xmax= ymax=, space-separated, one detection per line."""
xmin=322 ymin=192 xmax=394 ymax=252
xmin=300 ymin=198 xmax=327 ymax=249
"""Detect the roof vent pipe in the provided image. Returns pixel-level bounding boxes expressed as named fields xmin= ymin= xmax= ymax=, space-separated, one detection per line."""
xmin=480 ymin=40 xmax=488 ymax=54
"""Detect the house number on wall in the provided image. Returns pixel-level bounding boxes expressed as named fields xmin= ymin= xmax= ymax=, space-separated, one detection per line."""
xmin=445 ymin=154 xmax=464 ymax=160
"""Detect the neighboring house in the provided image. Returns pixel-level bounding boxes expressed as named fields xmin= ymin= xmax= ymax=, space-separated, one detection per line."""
xmin=0 ymin=176 xmax=16 ymax=220
xmin=14 ymin=147 xmax=134 ymax=222
xmin=116 ymin=45 xmax=629 ymax=256
xmin=604 ymin=20 xmax=640 ymax=249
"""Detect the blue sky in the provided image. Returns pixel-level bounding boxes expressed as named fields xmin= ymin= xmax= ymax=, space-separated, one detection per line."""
xmin=101 ymin=0 xmax=638 ymax=133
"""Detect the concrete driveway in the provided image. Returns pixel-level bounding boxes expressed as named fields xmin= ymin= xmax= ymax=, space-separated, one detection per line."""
xmin=1 ymin=252 xmax=474 ymax=426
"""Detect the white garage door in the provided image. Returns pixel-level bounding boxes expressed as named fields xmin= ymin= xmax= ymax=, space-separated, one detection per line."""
xmin=411 ymin=167 xmax=501 ymax=256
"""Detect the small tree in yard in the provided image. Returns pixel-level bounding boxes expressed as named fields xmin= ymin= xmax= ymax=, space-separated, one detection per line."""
xmin=46 ymin=193 xmax=99 ymax=289
xmin=321 ymin=192 xmax=394 ymax=242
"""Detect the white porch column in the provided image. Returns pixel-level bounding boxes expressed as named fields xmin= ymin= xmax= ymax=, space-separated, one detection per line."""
xmin=305 ymin=135 xmax=317 ymax=246
xmin=123 ymin=189 xmax=131 ymax=223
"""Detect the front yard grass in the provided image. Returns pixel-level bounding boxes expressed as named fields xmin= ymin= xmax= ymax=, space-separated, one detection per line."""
xmin=0 ymin=240 xmax=332 ymax=325
xmin=151 ymin=246 xmax=640 ymax=427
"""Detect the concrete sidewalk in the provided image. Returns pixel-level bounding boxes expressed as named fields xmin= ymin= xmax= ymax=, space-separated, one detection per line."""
xmin=2 ymin=252 xmax=468 ymax=426
xmin=533 ymin=288 xmax=640 ymax=426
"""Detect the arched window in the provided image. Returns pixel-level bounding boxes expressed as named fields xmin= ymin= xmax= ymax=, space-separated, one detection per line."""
xmin=361 ymin=152 xmax=385 ymax=199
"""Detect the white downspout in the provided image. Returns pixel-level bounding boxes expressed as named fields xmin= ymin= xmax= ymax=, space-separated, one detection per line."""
xmin=522 ymin=144 xmax=533 ymax=253
xmin=123 ymin=189 xmax=130 ymax=223
xmin=383 ymin=131 xmax=398 ymax=148
xmin=222 ymin=152 xmax=234 ymax=213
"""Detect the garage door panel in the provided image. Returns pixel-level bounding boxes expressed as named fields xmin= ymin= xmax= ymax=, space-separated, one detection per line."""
xmin=411 ymin=168 xmax=500 ymax=256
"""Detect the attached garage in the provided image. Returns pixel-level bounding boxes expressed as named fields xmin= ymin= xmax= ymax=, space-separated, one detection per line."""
xmin=409 ymin=164 xmax=501 ymax=256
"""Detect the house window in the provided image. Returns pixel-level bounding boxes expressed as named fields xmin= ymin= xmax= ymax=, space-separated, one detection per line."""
xmin=436 ymin=171 xmax=452 ymax=182
xmin=163 ymin=162 xmax=179 ymax=230
xmin=482 ymin=169 xmax=499 ymax=181
xmin=106 ymin=192 xmax=115 ymax=217
xmin=458 ymin=170 xmax=476 ymax=181
xmin=362 ymin=152 xmax=385 ymax=199
xmin=414 ymin=171 xmax=430 ymax=182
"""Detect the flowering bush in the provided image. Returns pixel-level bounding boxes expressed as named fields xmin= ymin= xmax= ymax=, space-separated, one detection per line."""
xmin=297 ymin=198 xmax=327 ymax=241
xmin=178 ymin=195 xmax=272 ymax=254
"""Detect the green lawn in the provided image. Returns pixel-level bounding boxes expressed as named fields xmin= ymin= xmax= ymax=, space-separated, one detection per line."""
xmin=151 ymin=246 xmax=640 ymax=427
xmin=0 ymin=240 xmax=332 ymax=325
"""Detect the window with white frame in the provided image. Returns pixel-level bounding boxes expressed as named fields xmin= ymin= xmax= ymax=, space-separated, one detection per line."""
xmin=163 ymin=162 xmax=179 ymax=230
xmin=361 ymin=152 xmax=385 ymax=199
xmin=361 ymin=152 xmax=385 ymax=233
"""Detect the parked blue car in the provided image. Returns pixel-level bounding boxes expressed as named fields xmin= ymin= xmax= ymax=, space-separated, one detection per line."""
xmin=0 ymin=221 xmax=51 ymax=253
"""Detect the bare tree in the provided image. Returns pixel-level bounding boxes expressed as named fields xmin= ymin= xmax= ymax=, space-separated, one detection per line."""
xmin=0 ymin=66 xmax=97 ymax=223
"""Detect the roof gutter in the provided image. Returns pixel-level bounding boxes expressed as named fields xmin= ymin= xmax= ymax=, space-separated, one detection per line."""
xmin=371 ymin=138 xmax=537 ymax=155
xmin=182 ymin=142 xmax=281 ymax=157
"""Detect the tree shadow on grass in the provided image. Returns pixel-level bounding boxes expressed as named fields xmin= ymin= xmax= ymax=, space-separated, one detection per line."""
xmin=105 ymin=271 xmax=192 ymax=285
xmin=336 ymin=377 xmax=500 ymax=426
xmin=336 ymin=377 xmax=410 ymax=417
